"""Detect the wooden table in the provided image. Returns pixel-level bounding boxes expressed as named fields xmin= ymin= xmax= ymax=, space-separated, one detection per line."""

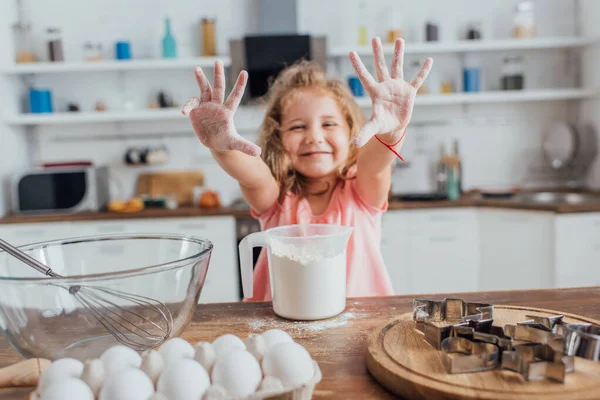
xmin=1 ymin=287 xmax=599 ymax=399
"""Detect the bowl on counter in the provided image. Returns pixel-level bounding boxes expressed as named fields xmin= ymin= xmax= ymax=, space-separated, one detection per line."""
xmin=0 ymin=233 xmax=213 ymax=361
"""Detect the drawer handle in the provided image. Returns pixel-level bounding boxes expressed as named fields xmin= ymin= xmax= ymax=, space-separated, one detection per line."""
xmin=178 ymin=223 xmax=207 ymax=230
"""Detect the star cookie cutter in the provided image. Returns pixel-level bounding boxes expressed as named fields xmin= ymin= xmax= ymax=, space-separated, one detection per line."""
xmin=441 ymin=336 xmax=500 ymax=373
xmin=554 ymin=323 xmax=600 ymax=361
xmin=501 ymin=342 xmax=575 ymax=383
xmin=451 ymin=319 xmax=514 ymax=352
xmin=413 ymin=298 xmax=495 ymax=349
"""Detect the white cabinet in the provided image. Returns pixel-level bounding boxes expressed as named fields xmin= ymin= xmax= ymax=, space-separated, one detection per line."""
xmin=479 ymin=209 xmax=554 ymax=290
xmin=382 ymin=208 xmax=479 ymax=295
xmin=408 ymin=209 xmax=479 ymax=294
xmin=69 ymin=216 xmax=239 ymax=303
xmin=0 ymin=221 xmax=72 ymax=246
xmin=555 ymin=213 xmax=600 ymax=288
xmin=381 ymin=211 xmax=411 ymax=295
xmin=1 ymin=217 xmax=239 ymax=304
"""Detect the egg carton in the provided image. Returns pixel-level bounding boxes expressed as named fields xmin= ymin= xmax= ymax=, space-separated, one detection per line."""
xmin=30 ymin=329 xmax=322 ymax=400
xmin=242 ymin=361 xmax=322 ymax=400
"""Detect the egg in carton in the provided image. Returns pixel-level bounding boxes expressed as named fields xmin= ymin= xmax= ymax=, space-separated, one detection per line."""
xmin=30 ymin=329 xmax=322 ymax=400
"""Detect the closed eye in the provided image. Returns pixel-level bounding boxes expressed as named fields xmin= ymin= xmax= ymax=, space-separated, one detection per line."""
xmin=323 ymin=122 xmax=337 ymax=128
xmin=290 ymin=125 xmax=305 ymax=131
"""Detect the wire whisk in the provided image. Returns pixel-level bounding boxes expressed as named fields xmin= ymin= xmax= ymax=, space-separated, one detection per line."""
xmin=0 ymin=237 xmax=173 ymax=351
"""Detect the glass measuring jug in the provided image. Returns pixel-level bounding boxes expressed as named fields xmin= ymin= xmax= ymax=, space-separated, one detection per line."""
xmin=239 ymin=224 xmax=353 ymax=320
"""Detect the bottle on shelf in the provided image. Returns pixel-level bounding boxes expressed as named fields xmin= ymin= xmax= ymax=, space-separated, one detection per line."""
xmin=358 ymin=1 xmax=368 ymax=46
xmin=513 ymin=1 xmax=535 ymax=38
xmin=451 ymin=139 xmax=463 ymax=195
xmin=162 ymin=17 xmax=177 ymax=58
xmin=201 ymin=18 xmax=216 ymax=56
xmin=435 ymin=143 xmax=448 ymax=195
xmin=46 ymin=27 xmax=64 ymax=62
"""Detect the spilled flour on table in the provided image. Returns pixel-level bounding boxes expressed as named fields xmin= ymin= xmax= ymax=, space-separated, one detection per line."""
xmin=248 ymin=311 xmax=366 ymax=333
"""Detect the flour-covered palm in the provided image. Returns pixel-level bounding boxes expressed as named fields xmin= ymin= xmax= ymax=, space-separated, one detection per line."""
xmin=350 ymin=38 xmax=433 ymax=147
xmin=182 ymin=61 xmax=261 ymax=157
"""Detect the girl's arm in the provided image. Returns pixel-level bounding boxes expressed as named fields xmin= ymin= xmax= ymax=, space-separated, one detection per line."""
xmin=349 ymin=38 xmax=433 ymax=208
xmin=183 ymin=61 xmax=279 ymax=214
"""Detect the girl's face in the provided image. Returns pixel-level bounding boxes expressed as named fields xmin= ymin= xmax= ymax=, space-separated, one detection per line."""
xmin=280 ymin=89 xmax=350 ymax=179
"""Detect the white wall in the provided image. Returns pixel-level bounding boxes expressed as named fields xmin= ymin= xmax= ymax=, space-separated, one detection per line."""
xmin=0 ymin=0 xmax=592 ymax=216
xmin=0 ymin=1 xmax=30 ymax=216
xmin=580 ymin=0 xmax=600 ymax=189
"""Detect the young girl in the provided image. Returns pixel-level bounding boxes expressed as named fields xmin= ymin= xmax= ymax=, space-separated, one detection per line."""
xmin=182 ymin=37 xmax=432 ymax=300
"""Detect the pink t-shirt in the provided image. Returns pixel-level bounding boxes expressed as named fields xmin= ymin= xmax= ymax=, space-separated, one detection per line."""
xmin=249 ymin=178 xmax=394 ymax=301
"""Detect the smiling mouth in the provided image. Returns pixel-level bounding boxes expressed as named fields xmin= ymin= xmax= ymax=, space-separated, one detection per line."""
xmin=300 ymin=151 xmax=333 ymax=157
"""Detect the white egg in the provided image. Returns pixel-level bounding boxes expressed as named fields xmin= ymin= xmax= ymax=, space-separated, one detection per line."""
xmin=262 ymin=342 xmax=314 ymax=388
xmin=211 ymin=349 xmax=262 ymax=397
xmin=193 ymin=341 xmax=216 ymax=374
xmin=99 ymin=367 xmax=154 ymax=400
xmin=40 ymin=377 xmax=93 ymax=400
xmin=140 ymin=349 xmax=164 ymax=386
xmin=261 ymin=329 xmax=293 ymax=352
xmin=158 ymin=337 xmax=195 ymax=366
xmin=245 ymin=333 xmax=266 ymax=361
xmin=259 ymin=376 xmax=284 ymax=392
xmin=157 ymin=358 xmax=210 ymax=400
xmin=203 ymin=384 xmax=229 ymax=400
xmin=38 ymin=358 xmax=83 ymax=393
xmin=80 ymin=358 xmax=105 ymax=397
xmin=100 ymin=345 xmax=142 ymax=376
xmin=211 ymin=334 xmax=245 ymax=356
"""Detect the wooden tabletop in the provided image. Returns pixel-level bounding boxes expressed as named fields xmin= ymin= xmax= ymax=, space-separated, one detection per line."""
xmin=1 ymin=287 xmax=599 ymax=400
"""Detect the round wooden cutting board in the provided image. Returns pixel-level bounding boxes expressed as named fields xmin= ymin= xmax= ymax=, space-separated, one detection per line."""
xmin=366 ymin=305 xmax=600 ymax=400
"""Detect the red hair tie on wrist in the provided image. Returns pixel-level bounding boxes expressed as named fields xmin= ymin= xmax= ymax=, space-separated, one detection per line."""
xmin=375 ymin=128 xmax=407 ymax=162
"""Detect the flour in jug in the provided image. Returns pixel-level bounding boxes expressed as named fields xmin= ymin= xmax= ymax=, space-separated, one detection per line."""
xmin=269 ymin=241 xmax=346 ymax=320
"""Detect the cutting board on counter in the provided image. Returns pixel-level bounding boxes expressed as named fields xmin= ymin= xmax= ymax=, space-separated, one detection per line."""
xmin=366 ymin=305 xmax=600 ymax=400
xmin=136 ymin=170 xmax=204 ymax=205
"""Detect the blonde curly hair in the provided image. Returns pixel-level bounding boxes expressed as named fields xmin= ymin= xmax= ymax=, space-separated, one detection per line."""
xmin=257 ymin=60 xmax=365 ymax=202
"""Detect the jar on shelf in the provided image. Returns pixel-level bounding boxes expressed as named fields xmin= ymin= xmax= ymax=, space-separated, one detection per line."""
xmin=13 ymin=21 xmax=35 ymax=63
xmin=83 ymin=42 xmax=102 ymax=62
xmin=501 ymin=56 xmax=525 ymax=91
xmin=201 ymin=18 xmax=216 ymax=56
xmin=46 ymin=27 xmax=64 ymax=62
xmin=512 ymin=1 xmax=535 ymax=38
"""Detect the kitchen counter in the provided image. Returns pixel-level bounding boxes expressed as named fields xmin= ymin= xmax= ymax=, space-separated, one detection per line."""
xmin=0 ymin=287 xmax=599 ymax=399
xmin=4 ymin=195 xmax=600 ymax=225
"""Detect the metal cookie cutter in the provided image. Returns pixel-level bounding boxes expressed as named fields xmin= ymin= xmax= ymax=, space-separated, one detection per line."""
xmin=413 ymin=298 xmax=494 ymax=349
xmin=519 ymin=314 xmax=565 ymax=331
xmin=451 ymin=320 xmax=514 ymax=352
xmin=501 ymin=342 xmax=575 ymax=383
xmin=441 ymin=336 xmax=500 ymax=373
xmin=554 ymin=323 xmax=600 ymax=361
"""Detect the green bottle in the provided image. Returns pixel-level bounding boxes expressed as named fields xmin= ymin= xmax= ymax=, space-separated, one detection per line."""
xmin=162 ymin=18 xmax=177 ymax=58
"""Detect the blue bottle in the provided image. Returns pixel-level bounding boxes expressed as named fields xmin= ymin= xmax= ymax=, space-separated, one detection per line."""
xmin=162 ymin=18 xmax=177 ymax=58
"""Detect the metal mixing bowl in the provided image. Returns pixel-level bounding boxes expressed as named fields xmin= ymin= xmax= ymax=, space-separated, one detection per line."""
xmin=0 ymin=233 xmax=212 ymax=361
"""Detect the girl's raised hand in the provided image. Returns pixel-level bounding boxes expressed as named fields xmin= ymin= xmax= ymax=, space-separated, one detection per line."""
xmin=349 ymin=37 xmax=433 ymax=147
xmin=182 ymin=61 xmax=261 ymax=157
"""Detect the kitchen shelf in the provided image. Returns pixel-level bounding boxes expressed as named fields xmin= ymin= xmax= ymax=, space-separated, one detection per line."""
xmin=329 ymin=36 xmax=598 ymax=57
xmin=0 ymin=56 xmax=231 ymax=75
xmin=2 ymin=105 xmax=266 ymax=127
xmin=353 ymin=89 xmax=597 ymax=107
xmin=3 ymin=89 xmax=595 ymax=126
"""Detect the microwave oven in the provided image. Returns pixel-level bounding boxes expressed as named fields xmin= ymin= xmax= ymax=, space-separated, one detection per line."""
xmin=11 ymin=166 xmax=110 ymax=215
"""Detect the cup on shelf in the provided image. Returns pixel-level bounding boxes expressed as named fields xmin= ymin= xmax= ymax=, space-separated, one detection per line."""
xmin=348 ymin=76 xmax=364 ymax=97
xmin=28 ymin=89 xmax=53 ymax=114
xmin=115 ymin=41 xmax=132 ymax=60
xmin=463 ymin=67 xmax=481 ymax=93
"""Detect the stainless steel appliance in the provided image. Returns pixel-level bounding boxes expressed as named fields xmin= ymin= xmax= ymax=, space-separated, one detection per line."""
xmin=11 ymin=165 xmax=110 ymax=215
